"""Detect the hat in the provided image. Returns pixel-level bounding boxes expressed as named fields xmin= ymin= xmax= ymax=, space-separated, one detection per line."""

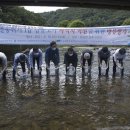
xmin=19 ymin=54 xmax=26 ymax=62
xmin=84 ymin=53 xmax=90 ymax=60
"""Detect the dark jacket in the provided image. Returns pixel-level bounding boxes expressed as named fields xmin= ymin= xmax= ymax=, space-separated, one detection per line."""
xmin=45 ymin=47 xmax=60 ymax=65
xmin=64 ymin=51 xmax=78 ymax=67
xmin=98 ymin=49 xmax=110 ymax=59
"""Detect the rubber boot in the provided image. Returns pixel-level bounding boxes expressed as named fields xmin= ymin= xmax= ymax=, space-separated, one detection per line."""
xmin=55 ymin=68 xmax=59 ymax=76
xmin=121 ymin=68 xmax=124 ymax=77
xmin=13 ymin=69 xmax=16 ymax=79
xmin=2 ymin=71 xmax=6 ymax=80
xmin=46 ymin=68 xmax=50 ymax=77
xmin=113 ymin=65 xmax=116 ymax=77
xmin=98 ymin=66 xmax=101 ymax=76
xmin=106 ymin=67 xmax=109 ymax=77
xmin=31 ymin=68 xmax=33 ymax=77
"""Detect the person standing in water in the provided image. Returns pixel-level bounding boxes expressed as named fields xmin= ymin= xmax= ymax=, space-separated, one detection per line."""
xmin=12 ymin=53 xmax=30 ymax=79
xmin=64 ymin=47 xmax=78 ymax=75
xmin=98 ymin=46 xmax=111 ymax=76
xmin=45 ymin=41 xmax=60 ymax=76
xmin=80 ymin=49 xmax=93 ymax=75
xmin=113 ymin=48 xmax=126 ymax=77
xmin=29 ymin=48 xmax=43 ymax=77
xmin=0 ymin=52 xmax=7 ymax=80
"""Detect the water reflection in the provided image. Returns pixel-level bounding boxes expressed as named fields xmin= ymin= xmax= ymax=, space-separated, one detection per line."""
xmin=0 ymin=47 xmax=130 ymax=129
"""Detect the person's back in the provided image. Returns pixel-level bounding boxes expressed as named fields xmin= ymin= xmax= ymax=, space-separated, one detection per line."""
xmin=0 ymin=52 xmax=7 ymax=79
xmin=98 ymin=47 xmax=110 ymax=60
xmin=113 ymin=48 xmax=126 ymax=77
xmin=29 ymin=48 xmax=43 ymax=77
xmin=81 ymin=49 xmax=93 ymax=75
xmin=113 ymin=48 xmax=126 ymax=61
xmin=0 ymin=52 xmax=7 ymax=66
xmin=98 ymin=47 xmax=110 ymax=76
xmin=13 ymin=53 xmax=30 ymax=79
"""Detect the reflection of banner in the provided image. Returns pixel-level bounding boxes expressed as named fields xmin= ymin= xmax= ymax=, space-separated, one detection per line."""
xmin=0 ymin=23 xmax=130 ymax=45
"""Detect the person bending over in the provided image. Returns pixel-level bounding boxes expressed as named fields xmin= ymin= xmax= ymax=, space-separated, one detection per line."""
xmin=113 ymin=48 xmax=126 ymax=77
xmin=81 ymin=49 xmax=93 ymax=75
xmin=0 ymin=52 xmax=7 ymax=80
xmin=29 ymin=48 xmax=43 ymax=77
xmin=64 ymin=47 xmax=78 ymax=75
xmin=45 ymin=41 xmax=60 ymax=75
xmin=13 ymin=53 xmax=30 ymax=79
xmin=98 ymin=47 xmax=110 ymax=76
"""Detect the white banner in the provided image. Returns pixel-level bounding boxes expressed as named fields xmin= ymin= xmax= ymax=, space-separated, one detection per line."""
xmin=0 ymin=23 xmax=130 ymax=45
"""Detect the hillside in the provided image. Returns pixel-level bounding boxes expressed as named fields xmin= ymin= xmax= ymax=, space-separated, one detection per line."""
xmin=40 ymin=7 xmax=130 ymax=27
xmin=0 ymin=6 xmax=130 ymax=27
xmin=0 ymin=6 xmax=45 ymax=26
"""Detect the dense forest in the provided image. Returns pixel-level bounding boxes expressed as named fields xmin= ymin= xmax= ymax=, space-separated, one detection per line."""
xmin=41 ymin=7 xmax=130 ymax=27
xmin=0 ymin=6 xmax=45 ymax=26
xmin=0 ymin=6 xmax=130 ymax=27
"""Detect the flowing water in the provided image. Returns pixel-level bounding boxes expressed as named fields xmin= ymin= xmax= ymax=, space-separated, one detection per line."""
xmin=0 ymin=47 xmax=130 ymax=130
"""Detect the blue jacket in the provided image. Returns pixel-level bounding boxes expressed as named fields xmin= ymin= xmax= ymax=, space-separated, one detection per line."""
xmin=45 ymin=47 xmax=60 ymax=64
xmin=29 ymin=48 xmax=43 ymax=68
xmin=13 ymin=53 xmax=30 ymax=71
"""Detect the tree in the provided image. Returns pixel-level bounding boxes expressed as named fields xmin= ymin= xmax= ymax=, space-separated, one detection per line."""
xmin=0 ymin=6 xmax=46 ymax=26
xmin=58 ymin=20 xmax=70 ymax=27
xmin=68 ymin=19 xmax=85 ymax=27
xmin=122 ymin=18 xmax=130 ymax=25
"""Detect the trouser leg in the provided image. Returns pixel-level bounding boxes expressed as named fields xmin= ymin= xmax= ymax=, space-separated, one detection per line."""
xmin=120 ymin=60 xmax=124 ymax=76
xmin=106 ymin=66 xmax=109 ymax=76
xmin=66 ymin=65 xmax=69 ymax=73
xmin=82 ymin=60 xmax=86 ymax=74
xmin=54 ymin=61 xmax=59 ymax=75
xmin=2 ymin=70 xmax=6 ymax=80
xmin=105 ymin=60 xmax=109 ymax=76
xmin=36 ymin=57 xmax=40 ymax=70
xmin=98 ymin=59 xmax=102 ymax=76
xmin=98 ymin=66 xmax=101 ymax=76
xmin=113 ymin=58 xmax=116 ymax=76
xmin=46 ymin=62 xmax=50 ymax=76
xmin=20 ymin=62 xmax=26 ymax=73
xmin=55 ymin=68 xmax=59 ymax=75
xmin=72 ymin=62 xmax=77 ymax=75
xmin=33 ymin=57 xmax=35 ymax=69
xmin=88 ymin=60 xmax=92 ymax=74
xmin=121 ymin=68 xmax=124 ymax=77
xmin=36 ymin=58 xmax=41 ymax=76
xmin=13 ymin=69 xmax=16 ymax=79
xmin=31 ymin=67 xmax=33 ymax=77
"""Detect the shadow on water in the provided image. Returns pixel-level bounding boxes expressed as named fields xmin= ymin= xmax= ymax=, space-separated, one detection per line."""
xmin=0 ymin=47 xmax=130 ymax=130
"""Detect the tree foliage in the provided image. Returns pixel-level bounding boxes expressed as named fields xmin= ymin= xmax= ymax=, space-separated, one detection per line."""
xmin=41 ymin=7 xmax=130 ymax=27
xmin=58 ymin=20 xmax=70 ymax=27
xmin=122 ymin=18 xmax=130 ymax=25
xmin=68 ymin=19 xmax=85 ymax=27
xmin=1 ymin=6 xmax=130 ymax=27
xmin=0 ymin=6 xmax=45 ymax=26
